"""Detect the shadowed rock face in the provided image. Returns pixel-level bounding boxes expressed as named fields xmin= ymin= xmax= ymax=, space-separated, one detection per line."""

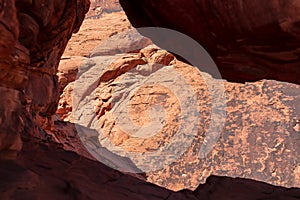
xmin=0 ymin=0 xmax=89 ymax=156
xmin=1 ymin=140 xmax=300 ymax=199
xmin=119 ymin=0 xmax=300 ymax=84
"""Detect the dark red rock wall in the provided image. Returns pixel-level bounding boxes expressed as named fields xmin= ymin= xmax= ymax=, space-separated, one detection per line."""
xmin=0 ymin=0 xmax=89 ymax=156
xmin=119 ymin=0 xmax=300 ymax=84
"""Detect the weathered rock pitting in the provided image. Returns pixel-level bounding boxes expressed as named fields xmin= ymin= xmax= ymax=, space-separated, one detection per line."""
xmin=57 ymin=10 xmax=300 ymax=194
xmin=65 ymin=42 xmax=300 ymax=190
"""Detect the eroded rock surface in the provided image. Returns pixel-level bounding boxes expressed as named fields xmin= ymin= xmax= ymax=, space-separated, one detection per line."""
xmin=1 ymin=1 xmax=300 ymax=199
xmin=56 ymin=9 xmax=300 ymax=196
xmin=62 ymin=11 xmax=131 ymax=57
xmin=86 ymin=0 xmax=122 ymax=18
xmin=0 ymin=0 xmax=89 ymax=157
xmin=63 ymin=41 xmax=300 ymax=191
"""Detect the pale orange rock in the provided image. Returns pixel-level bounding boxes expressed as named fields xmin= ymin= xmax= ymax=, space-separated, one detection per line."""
xmin=61 ymin=37 xmax=299 ymax=191
xmin=53 ymin=9 xmax=300 ymax=195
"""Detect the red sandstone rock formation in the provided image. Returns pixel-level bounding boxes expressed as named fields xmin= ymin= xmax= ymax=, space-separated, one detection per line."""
xmin=0 ymin=0 xmax=89 ymax=157
xmin=119 ymin=0 xmax=300 ymax=84
xmin=1 ymin=1 xmax=300 ymax=199
xmin=60 ymin=38 xmax=300 ymax=191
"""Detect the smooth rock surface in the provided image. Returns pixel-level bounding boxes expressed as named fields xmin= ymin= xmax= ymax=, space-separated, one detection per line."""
xmin=119 ymin=0 xmax=300 ymax=84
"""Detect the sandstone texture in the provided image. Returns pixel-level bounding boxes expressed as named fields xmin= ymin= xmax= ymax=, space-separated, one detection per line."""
xmin=63 ymin=40 xmax=300 ymax=191
xmin=58 ymin=10 xmax=300 ymax=193
xmin=0 ymin=0 xmax=89 ymax=157
xmin=120 ymin=0 xmax=300 ymax=84
xmin=86 ymin=0 xmax=122 ymax=18
xmin=1 ymin=1 xmax=300 ymax=200
xmin=62 ymin=11 xmax=131 ymax=57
